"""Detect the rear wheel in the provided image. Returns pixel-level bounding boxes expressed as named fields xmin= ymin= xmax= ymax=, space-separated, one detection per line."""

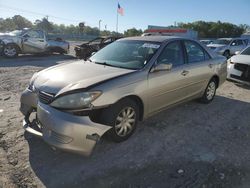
xmin=200 ymin=78 xmax=217 ymax=103
xmin=3 ymin=44 xmax=18 ymax=58
xmin=100 ymin=98 xmax=139 ymax=142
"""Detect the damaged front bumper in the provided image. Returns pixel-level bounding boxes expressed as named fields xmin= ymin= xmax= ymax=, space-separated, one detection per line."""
xmin=20 ymin=89 xmax=111 ymax=156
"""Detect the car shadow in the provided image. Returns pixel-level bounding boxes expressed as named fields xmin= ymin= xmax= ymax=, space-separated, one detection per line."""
xmin=235 ymin=83 xmax=250 ymax=90
xmin=0 ymin=54 xmax=76 ymax=68
xmin=26 ymin=95 xmax=250 ymax=187
xmin=227 ymin=79 xmax=250 ymax=90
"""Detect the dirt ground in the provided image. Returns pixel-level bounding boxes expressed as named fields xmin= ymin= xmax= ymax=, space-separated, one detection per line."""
xmin=0 ymin=52 xmax=250 ymax=188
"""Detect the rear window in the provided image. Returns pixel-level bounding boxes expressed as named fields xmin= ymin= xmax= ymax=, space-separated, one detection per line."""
xmin=184 ymin=40 xmax=210 ymax=63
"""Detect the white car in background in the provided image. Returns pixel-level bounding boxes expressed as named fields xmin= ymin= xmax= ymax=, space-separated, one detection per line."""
xmin=207 ymin=38 xmax=248 ymax=59
xmin=227 ymin=46 xmax=250 ymax=85
xmin=200 ymin=39 xmax=214 ymax=46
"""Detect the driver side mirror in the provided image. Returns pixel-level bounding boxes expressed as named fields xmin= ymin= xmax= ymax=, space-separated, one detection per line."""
xmin=231 ymin=42 xmax=236 ymax=46
xmin=152 ymin=63 xmax=172 ymax=72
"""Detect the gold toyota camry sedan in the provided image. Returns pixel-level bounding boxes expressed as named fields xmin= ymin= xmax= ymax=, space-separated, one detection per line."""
xmin=20 ymin=36 xmax=227 ymax=156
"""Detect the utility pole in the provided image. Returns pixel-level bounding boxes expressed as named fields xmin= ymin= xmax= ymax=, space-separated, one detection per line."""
xmin=99 ymin=19 xmax=102 ymax=31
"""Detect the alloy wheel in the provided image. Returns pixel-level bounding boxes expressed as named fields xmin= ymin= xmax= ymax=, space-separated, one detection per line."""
xmin=206 ymin=81 xmax=216 ymax=100
xmin=4 ymin=46 xmax=17 ymax=57
xmin=115 ymin=107 xmax=136 ymax=137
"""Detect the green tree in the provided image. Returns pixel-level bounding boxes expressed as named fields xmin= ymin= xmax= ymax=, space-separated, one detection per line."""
xmin=178 ymin=21 xmax=245 ymax=38
xmin=35 ymin=17 xmax=53 ymax=33
xmin=124 ymin=28 xmax=143 ymax=37
xmin=12 ymin=15 xmax=32 ymax=30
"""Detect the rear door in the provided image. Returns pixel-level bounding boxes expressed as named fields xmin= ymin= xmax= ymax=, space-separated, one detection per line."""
xmin=22 ymin=30 xmax=47 ymax=53
xmin=181 ymin=40 xmax=215 ymax=97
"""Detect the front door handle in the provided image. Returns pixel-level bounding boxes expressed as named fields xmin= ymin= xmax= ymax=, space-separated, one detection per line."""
xmin=181 ymin=70 xmax=189 ymax=76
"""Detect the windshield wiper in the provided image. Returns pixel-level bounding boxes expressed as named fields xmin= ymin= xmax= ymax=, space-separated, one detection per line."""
xmin=94 ymin=61 xmax=111 ymax=66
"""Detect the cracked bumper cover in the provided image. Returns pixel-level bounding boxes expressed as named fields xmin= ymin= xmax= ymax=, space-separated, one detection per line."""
xmin=20 ymin=89 xmax=112 ymax=156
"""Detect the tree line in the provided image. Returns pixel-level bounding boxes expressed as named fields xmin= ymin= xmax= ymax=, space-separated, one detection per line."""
xmin=0 ymin=15 xmax=249 ymax=38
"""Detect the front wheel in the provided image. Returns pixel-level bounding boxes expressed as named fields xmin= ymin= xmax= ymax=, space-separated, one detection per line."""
xmin=100 ymin=98 xmax=139 ymax=142
xmin=3 ymin=44 xmax=18 ymax=58
xmin=200 ymin=79 xmax=217 ymax=103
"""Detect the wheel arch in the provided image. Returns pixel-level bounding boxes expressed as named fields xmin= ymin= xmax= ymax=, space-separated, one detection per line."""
xmin=117 ymin=95 xmax=144 ymax=121
xmin=211 ymin=75 xmax=220 ymax=88
xmin=5 ymin=42 xmax=22 ymax=53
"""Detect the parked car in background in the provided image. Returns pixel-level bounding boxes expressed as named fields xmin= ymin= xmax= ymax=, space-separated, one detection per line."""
xmin=207 ymin=38 xmax=248 ymax=59
xmin=20 ymin=36 xmax=227 ymax=156
xmin=227 ymin=46 xmax=250 ymax=85
xmin=200 ymin=39 xmax=214 ymax=46
xmin=0 ymin=29 xmax=69 ymax=58
xmin=74 ymin=36 xmax=120 ymax=59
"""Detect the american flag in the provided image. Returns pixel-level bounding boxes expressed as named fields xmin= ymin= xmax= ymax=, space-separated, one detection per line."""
xmin=117 ymin=3 xmax=124 ymax=16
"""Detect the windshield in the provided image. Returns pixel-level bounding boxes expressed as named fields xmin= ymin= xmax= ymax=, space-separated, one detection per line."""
xmin=90 ymin=40 xmax=161 ymax=70
xmin=213 ymin=39 xmax=231 ymax=45
xmin=241 ymin=46 xmax=250 ymax=55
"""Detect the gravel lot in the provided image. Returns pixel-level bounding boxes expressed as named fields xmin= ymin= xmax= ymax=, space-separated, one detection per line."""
xmin=0 ymin=52 xmax=250 ymax=188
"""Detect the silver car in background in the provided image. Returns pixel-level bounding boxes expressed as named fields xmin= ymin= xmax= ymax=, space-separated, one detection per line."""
xmin=0 ymin=29 xmax=69 ymax=57
xmin=20 ymin=36 xmax=227 ymax=156
xmin=207 ymin=38 xmax=248 ymax=59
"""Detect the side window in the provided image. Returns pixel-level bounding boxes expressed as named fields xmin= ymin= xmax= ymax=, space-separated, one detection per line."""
xmin=157 ymin=41 xmax=184 ymax=67
xmin=184 ymin=40 xmax=208 ymax=63
xmin=25 ymin=30 xmax=43 ymax=39
xmin=243 ymin=39 xmax=248 ymax=45
xmin=237 ymin=40 xmax=243 ymax=46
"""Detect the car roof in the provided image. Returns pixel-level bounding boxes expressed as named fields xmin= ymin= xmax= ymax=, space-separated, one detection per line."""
xmin=218 ymin=38 xmax=244 ymax=40
xmin=118 ymin=36 xmax=184 ymax=43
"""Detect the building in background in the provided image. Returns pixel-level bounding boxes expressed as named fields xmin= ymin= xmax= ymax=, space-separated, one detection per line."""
xmin=143 ymin=25 xmax=198 ymax=39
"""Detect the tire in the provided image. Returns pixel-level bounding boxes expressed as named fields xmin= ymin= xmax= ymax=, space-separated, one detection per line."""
xmin=223 ymin=50 xmax=230 ymax=59
xmin=200 ymin=78 xmax=217 ymax=103
xmin=100 ymin=98 xmax=139 ymax=142
xmin=3 ymin=44 xmax=18 ymax=58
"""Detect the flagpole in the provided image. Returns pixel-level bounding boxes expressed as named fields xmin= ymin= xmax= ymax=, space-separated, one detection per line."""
xmin=116 ymin=7 xmax=118 ymax=34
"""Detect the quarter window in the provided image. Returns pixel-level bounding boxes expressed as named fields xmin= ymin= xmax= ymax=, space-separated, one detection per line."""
xmin=184 ymin=41 xmax=209 ymax=63
xmin=157 ymin=41 xmax=184 ymax=67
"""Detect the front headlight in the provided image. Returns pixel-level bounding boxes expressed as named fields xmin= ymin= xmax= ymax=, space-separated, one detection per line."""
xmin=50 ymin=91 xmax=102 ymax=110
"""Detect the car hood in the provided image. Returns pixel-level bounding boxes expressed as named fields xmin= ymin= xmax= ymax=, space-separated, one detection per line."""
xmin=32 ymin=61 xmax=136 ymax=95
xmin=231 ymin=54 xmax=250 ymax=65
xmin=207 ymin=44 xmax=227 ymax=48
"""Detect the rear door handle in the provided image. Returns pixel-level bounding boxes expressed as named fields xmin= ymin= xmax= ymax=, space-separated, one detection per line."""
xmin=181 ymin=70 xmax=189 ymax=76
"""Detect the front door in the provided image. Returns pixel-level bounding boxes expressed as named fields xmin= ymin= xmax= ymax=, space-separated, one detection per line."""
xmin=22 ymin=30 xmax=46 ymax=53
xmin=147 ymin=40 xmax=191 ymax=114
